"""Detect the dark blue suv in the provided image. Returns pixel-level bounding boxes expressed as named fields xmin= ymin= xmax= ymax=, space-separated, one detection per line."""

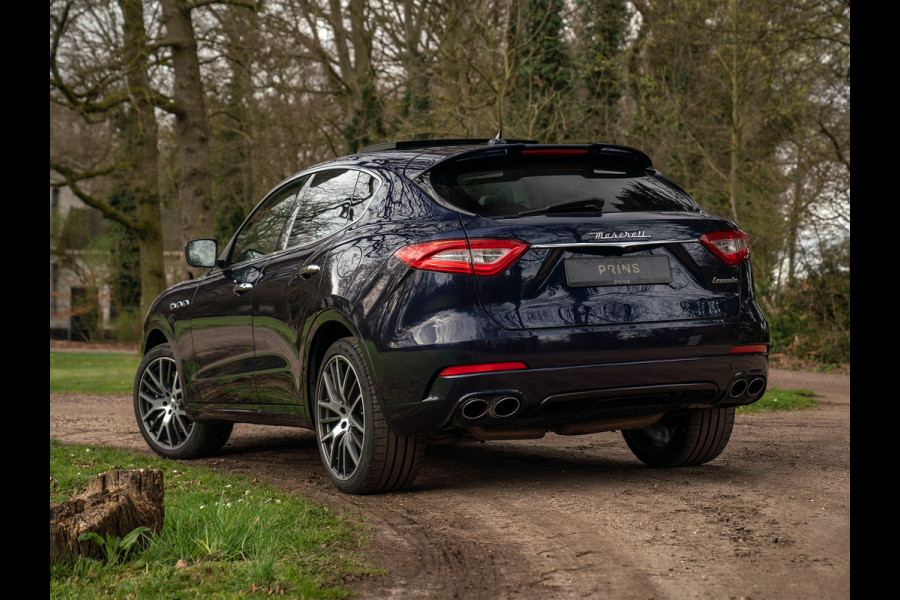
xmin=134 ymin=138 xmax=769 ymax=494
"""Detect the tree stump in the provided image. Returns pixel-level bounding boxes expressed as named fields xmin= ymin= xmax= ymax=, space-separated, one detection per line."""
xmin=50 ymin=469 xmax=164 ymax=562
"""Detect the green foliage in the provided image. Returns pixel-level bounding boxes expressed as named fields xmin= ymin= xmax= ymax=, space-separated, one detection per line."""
xmin=814 ymin=363 xmax=845 ymax=374
xmin=50 ymin=351 xmax=140 ymax=395
xmin=51 ymin=193 xmax=142 ymax=342
xmin=518 ymin=0 xmax=571 ymax=94
xmin=766 ymin=239 xmax=850 ymax=364
xmin=505 ymin=0 xmax=576 ymax=140
xmin=572 ymin=0 xmax=628 ymax=140
xmin=50 ymin=442 xmax=371 ymax=599
xmin=107 ymin=187 xmax=142 ymax=315
xmin=69 ymin=286 xmax=104 ymax=342
xmin=51 ymin=209 xmax=113 ymax=342
xmin=51 ymin=0 xmax=849 ymax=365
xmin=55 ymin=207 xmax=106 ymax=250
xmin=78 ymin=527 xmax=151 ymax=566
xmin=344 ymin=82 xmax=387 ymax=154
xmin=737 ymin=388 xmax=818 ymax=414
xmin=112 ymin=308 xmax=143 ymax=343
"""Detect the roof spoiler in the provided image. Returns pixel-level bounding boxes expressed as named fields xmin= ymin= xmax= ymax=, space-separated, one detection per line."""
xmin=585 ymin=143 xmax=653 ymax=169
xmin=426 ymin=142 xmax=654 ymax=170
xmin=358 ymin=138 xmax=539 ymax=154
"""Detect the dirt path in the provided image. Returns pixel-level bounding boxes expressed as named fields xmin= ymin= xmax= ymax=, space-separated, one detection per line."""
xmin=50 ymin=368 xmax=850 ymax=599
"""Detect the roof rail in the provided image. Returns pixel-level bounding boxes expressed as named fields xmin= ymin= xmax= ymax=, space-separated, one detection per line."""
xmin=358 ymin=138 xmax=539 ymax=154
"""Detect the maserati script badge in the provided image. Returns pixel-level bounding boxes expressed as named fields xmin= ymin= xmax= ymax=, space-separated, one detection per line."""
xmin=589 ymin=230 xmax=651 ymax=240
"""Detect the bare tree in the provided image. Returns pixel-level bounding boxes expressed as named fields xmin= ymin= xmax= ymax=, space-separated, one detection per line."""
xmin=625 ymin=0 xmax=824 ymax=278
xmin=50 ymin=0 xmax=169 ymax=318
xmin=159 ymin=0 xmax=217 ymax=277
xmin=49 ymin=0 xmax=850 ymax=357
xmin=158 ymin=1 xmax=258 ymax=271
xmin=263 ymin=0 xmax=384 ymax=154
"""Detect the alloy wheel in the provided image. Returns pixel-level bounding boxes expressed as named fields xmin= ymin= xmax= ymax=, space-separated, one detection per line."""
xmin=136 ymin=356 xmax=193 ymax=450
xmin=316 ymin=354 xmax=366 ymax=480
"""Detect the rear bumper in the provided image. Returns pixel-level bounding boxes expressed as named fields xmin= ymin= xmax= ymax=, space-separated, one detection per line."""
xmin=383 ymin=352 xmax=767 ymax=436
xmin=364 ymin=268 xmax=769 ymax=436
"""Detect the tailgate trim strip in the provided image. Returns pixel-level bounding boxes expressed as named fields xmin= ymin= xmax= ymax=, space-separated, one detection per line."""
xmin=532 ymin=238 xmax=697 ymax=249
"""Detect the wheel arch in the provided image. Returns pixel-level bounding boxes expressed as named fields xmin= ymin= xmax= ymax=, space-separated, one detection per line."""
xmin=303 ymin=310 xmax=377 ymax=418
xmin=139 ymin=321 xmax=198 ymax=407
xmin=143 ymin=326 xmax=170 ymax=355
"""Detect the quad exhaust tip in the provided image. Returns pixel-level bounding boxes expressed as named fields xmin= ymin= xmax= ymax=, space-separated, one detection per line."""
xmin=459 ymin=395 xmax=522 ymax=422
xmin=729 ymin=379 xmax=747 ymax=398
xmin=460 ymin=397 xmax=490 ymax=420
xmin=729 ymin=376 xmax=767 ymax=400
xmin=491 ymin=396 xmax=521 ymax=418
xmin=747 ymin=377 xmax=766 ymax=397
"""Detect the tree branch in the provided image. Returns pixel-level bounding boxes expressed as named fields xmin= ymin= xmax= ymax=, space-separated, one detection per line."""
xmin=50 ymin=162 xmax=140 ymax=232
xmin=183 ymin=0 xmax=258 ymax=11
xmin=817 ymin=115 xmax=850 ymax=173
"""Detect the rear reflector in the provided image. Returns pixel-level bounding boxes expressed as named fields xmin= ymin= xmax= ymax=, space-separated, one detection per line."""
xmin=699 ymin=229 xmax=751 ymax=265
xmin=729 ymin=345 xmax=768 ymax=354
xmin=395 ymin=239 xmax=529 ymax=276
xmin=438 ymin=362 xmax=528 ymax=377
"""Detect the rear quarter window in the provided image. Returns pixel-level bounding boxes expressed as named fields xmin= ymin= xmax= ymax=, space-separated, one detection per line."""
xmin=285 ymin=168 xmax=381 ymax=249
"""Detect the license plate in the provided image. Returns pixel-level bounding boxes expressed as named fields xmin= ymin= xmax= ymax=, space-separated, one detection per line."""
xmin=564 ymin=256 xmax=672 ymax=287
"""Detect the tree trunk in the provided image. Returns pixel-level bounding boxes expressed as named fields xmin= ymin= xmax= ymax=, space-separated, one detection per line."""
xmin=50 ymin=469 xmax=164 ymax=562
xmin=161 ymin=0 xmax=215 ymax=281
xmin=120 ymin=0 xmax=167 ymax=316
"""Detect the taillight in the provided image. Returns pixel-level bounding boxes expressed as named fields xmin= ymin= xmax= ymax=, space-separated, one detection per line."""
xmin=699 ymin=229 xmax=750 ymax=265
xmin=438 ymin=362 xmax=528 ymax=377
xmin=729 ymin=344 xmax=768 ymax=354
xmin=394 ymin=239 xmax=529 ymax=276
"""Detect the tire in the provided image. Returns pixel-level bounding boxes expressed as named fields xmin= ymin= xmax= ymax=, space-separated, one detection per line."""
xmin=314 ymin=338 xmax=426 ymax=494
xmin=133 ymin=344 xmax=233 ymax=459
xmin=622 ymin=407 xmax=735 ymax=467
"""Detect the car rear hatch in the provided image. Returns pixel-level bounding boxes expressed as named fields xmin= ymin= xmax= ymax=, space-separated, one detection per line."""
xmin=423 ymin=145 xmax=747 ymax=330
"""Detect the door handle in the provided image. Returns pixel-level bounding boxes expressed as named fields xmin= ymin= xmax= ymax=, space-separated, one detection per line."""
xmin=298 ymin=264 xmax=321 ymax=278
xmin=232 ymin=282 xmax=254 ymax=294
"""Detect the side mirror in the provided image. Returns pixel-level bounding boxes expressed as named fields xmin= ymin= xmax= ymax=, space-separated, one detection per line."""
xmin=185 ymin=239 xmax=219 ymax=268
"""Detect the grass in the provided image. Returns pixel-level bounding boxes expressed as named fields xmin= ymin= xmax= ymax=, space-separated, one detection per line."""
xmin=50 ymin=439 xmax=373 ymax=599
xmin=48 ymin=350 xmax=819 ymax=597
xmin=50 ymin=351 xmax=140 ymax=395
xmin=737 ymin=387 xmax=819 ymax=414
xmin=814 ymin=363 xmax=845 ymax=374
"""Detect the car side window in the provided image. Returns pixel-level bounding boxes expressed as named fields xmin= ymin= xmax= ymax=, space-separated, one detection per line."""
xmin=286 ymin=169 xmax=376 ymax=249
xmin=229 ymin=177 xmax=308 ymax=265
xmin=354 ymin=171 xmax=378 ymax=204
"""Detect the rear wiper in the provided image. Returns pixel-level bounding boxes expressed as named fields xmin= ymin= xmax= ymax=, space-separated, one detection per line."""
xmin=518 ymin=197 xmax=605 ymax=216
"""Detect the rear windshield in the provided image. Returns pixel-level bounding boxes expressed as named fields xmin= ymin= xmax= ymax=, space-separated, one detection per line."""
xmin=429 ymin=154 xmax=696 ymax=217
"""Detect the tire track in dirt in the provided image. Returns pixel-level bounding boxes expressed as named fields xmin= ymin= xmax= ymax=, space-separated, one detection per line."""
xmin=50 ymin=369 xmax=850 ymax=599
